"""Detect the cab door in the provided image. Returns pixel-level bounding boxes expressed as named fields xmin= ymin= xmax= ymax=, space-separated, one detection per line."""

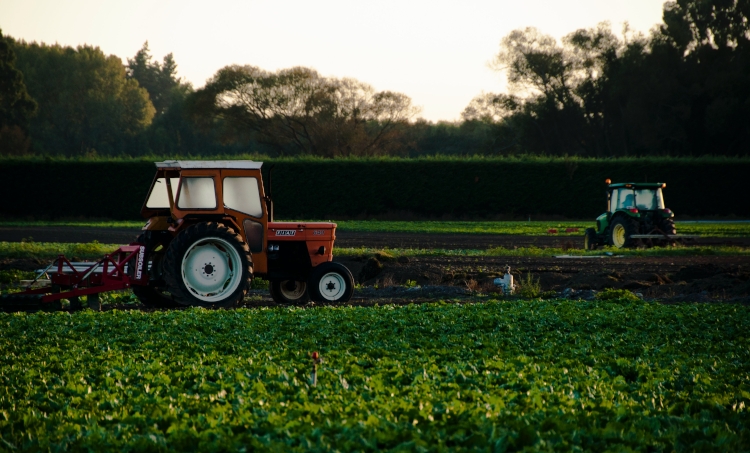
xmin=220 ymin=169 xmax=269 ymax=274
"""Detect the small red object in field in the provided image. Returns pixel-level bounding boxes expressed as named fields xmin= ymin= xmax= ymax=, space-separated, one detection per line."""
xmin=311 ymin=351 xmax=322 ymax=386
xmin=565 ymin=228 xmax=579 ymax=233
xmin=547 ymin=229 xmax=558 ymax=234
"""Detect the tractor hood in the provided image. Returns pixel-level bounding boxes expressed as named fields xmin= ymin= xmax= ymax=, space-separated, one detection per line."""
xmin=267 ymin=222 xmax=337 ymax=241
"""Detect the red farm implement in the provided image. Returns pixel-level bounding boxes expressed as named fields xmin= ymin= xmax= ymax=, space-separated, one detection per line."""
xmin=0 ymin=245 xmax=147 ymax=312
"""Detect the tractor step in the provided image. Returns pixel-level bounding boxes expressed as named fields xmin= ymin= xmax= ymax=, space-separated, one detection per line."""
xmin=630 ymin=234 xmax=700 ymax=239
xmin=0 ymin=294 xmax=61 ymax=312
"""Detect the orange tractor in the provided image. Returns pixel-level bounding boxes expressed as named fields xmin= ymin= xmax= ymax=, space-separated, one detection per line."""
xmin=1 ymin=160 xmax=354 ymax=311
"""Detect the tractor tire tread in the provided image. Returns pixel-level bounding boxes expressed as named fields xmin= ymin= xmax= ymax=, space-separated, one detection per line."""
xmin=584 ymin=227 xmax=598 ymax=250
xmin=131 ymin=232 xmax=179 ymax=308
xmin=269 ymin=280 xmax=310 ymax=305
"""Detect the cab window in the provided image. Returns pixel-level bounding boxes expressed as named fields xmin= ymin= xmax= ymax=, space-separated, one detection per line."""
xmin=177 ymin=177 xmax=217 ymax=209
xmin=145 ymin=178 xmax=179 ymax=208
xmin=223 ymin=177 xmax=263 ymax=217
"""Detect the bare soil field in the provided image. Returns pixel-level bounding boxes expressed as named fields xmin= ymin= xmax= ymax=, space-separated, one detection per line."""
xmin=336 ymin=254 xmax=750 ymax=304
xmin=1 ymin=227 xmax=749 ymax=304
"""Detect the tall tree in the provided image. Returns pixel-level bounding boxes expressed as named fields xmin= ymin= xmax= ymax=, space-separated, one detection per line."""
xmin=466 ymin=0 xmax=750 ymax=157
xmin=655 ymin=0 xmax=750 ymax=155
xmin=12 ymin=41 xmax=155 ymax=156
xmin=0 ymin=29 xmax=36 ymax=155
xmin=190 ymin=65 xmax=419 ymax=157
xmin=486 ymin=27 xmax=604 ymax=155
xmin=127 ymin=42 xmax=189 ymax=116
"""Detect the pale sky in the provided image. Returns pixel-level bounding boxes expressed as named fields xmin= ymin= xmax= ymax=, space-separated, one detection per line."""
xmin=0 ymin=0 xmax=666 ymax=122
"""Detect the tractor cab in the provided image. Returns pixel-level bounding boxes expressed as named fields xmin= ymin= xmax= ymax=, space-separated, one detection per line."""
xmin=607 ymin=183 xmax=667 ymax=214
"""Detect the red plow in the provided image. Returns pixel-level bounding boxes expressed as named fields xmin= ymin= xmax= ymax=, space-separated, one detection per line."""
xmin=0 ymin=244 xmax=147 ymax=312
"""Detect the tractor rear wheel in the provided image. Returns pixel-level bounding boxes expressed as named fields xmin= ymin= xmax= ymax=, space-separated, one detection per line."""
xmin=609 ymin=217 xmax=640 ymax=249
xmin=659 ymin=218 xmax=677 ymax=246
xmin=270 ymin=280 xmax=310 ymax=305
xmin=308 ymin=262 xmax=354 ymax=303
xmin=131 ymin=232 xmax=179 ymax=308
xmin=661 ymin=218 xmax=676 ymax=235
xmin=584 ymin=228 xmax=598 ymax=250
xmin=163 ymin=222 xmax=252 ymax=308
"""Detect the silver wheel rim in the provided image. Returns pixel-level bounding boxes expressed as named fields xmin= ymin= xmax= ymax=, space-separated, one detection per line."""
xmin=318 ymin=272 xmax=346 ymax=301
xmin=181 ymin=237 xmax=243 ymax=302
xmin=279 ymin=280 xmax=306 ymax=301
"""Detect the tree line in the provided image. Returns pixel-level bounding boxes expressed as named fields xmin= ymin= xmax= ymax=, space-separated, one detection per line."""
xmin=1 ymin=0 xmax=748 ymax=158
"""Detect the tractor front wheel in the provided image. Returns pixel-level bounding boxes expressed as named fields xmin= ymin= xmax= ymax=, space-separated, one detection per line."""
xmin=270 ymin=280 xmax=310 ymax=305
xmin=609 ymin=217 xmax=640 ymax=249
xmin=584 ymin=228 xmax=598 ymax=250
xmin=308 ymin=262 xmax=354 ymax=303
xmin=163 ymin=222 xmax=253 ymax=308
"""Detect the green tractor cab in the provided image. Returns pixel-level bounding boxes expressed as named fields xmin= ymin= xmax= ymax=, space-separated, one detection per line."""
xmin=584 ymin=180 xmax=694 ymax=249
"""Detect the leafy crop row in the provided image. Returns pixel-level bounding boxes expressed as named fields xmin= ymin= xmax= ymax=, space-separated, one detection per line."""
xmin=1 ymin=300 xmax=749 ymax=451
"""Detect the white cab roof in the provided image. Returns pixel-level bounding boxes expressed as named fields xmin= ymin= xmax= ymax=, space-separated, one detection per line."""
xmin=155 ymin=160 xmax=263 ymax=169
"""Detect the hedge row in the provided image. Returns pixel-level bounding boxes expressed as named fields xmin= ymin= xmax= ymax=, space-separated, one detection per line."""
xmin=1 ymin=158 xmax=747 ymax=220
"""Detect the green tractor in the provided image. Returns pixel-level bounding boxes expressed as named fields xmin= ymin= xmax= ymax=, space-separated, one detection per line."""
xmin=584 ymin=180 xmax=687 ymax=249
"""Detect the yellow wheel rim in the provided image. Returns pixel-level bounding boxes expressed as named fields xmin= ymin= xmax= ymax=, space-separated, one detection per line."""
xmin=612 ymin=224 xmax=626 ymax=248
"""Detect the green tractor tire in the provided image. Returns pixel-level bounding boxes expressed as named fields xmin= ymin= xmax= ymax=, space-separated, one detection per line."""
xmin=609 ymin=217 xmax=641 ymax=249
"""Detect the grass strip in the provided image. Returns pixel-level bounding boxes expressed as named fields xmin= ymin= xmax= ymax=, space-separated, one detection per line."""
xmin=0 ymin=241 xmax=120 ymax=260
xmin=1 ymin=220 xmax=749 ymax=236
xmin=0 ymin=300 xmax=748 ymax=451
xmin=1 ymin=241 xmax=748 ymax=262
xmin=0 ymin=220 xmax=145 ymax=228
xmin=336 ymin=220 xmax=750 ymax=237
xmin=336 ymin=245 xmax=750 ymax=257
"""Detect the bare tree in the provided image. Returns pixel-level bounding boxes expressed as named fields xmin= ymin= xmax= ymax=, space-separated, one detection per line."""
xmin=191 ymin=65 xmax=420 ymax=156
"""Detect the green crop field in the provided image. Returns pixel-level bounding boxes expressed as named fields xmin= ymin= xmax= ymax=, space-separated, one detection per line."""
xmin=1 ymin=219 xmax=750 ymax=236
xmin=1 ymin=300 xmax=748 ymax=451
